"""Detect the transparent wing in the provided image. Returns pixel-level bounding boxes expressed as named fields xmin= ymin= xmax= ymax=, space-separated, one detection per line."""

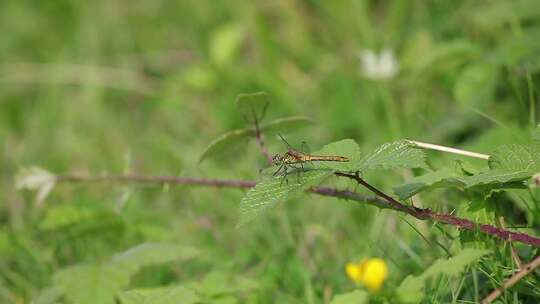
xmin=300 ymin=141 xmax=311 ymax=154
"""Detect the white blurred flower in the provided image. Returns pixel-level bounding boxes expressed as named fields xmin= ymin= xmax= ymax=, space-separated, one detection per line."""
xmin=359 ymin=49 xmax=399 ymax=80
xmin=16 ymin=167 xmax=56 ymax=207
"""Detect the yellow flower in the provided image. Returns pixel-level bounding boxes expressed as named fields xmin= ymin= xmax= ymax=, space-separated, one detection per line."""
xmin=346 ymin=258 xmax=388 ymax=292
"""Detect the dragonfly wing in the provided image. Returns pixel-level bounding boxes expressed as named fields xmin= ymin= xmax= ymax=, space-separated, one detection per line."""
xmin=300 ymin=141 xmax=311 ymax=154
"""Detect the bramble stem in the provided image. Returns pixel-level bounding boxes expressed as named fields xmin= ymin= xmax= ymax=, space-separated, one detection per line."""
xmin=54 ymin=172 xmax=540 ymax=248
xmin=334 ymin=171 xmax=540 ymax=247
xmin=252 ymin=110 xmax=273 ymax=165
xmin=57 ymin=175 xmax=256 ymax=188
xmin=481 ymin=255 xmax=540 ymax=303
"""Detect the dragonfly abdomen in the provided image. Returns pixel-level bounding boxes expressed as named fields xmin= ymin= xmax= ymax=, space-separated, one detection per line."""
xmin=305 ymin=155 xmax=349 ymax=162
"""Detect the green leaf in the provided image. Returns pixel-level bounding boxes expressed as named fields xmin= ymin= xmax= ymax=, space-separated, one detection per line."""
xmin=235 ymin=92 xmax=269 ymax=122
xmin=40 ymin=204 xmax=98 ymax=230
xmin=358 ymin=140 xmax=427 ymax=172
xmin=397 ymin=248 xmax=490 ymax=303
xmin=209 ymin=23 xmax=244 ymax=66
xmin=488 ymin=144 xmax=540 ymax=171
xmin=237 ymin=139 xmax=360 ymax=226
xmin=238 ymin=169 xmax=332 ymax=226
xmin=198 ymin=128 xmax=253 ymax=163
xmin=459 ymin=169 xmax=532 ymax=188
xmin=197 ymin=271 xmax=259 ymax=297
xmin=118 ymin=286 xmax=199 ymax=304
xmin=454 ymin=64 xmax=498 ymax=107
xmin=393 ymin=168 xmax=463 ymax=200
xmin=55 ymin=264 xmax=131 ymax=304
xmin=330 ymin=290 xmax=368 ymax=304
xmin=260 ymin=116 xmax=315 ymax=133
xmin=54 ymin=243 xmax=198 ymax=304
xmin=312 ymin=139 xmax=362 ymax=171
xmin=110 ymin=242 xmax=199 ymax=274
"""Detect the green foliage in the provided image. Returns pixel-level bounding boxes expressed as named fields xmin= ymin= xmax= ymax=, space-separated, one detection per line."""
xmin=454 ymin=64 xmax=498 ymax=108
xmin=195 ymin=270 xmax=259 ymax=298
xmin=396 ymin=142 xmax=540 ymax=199
xmin=198 ymin=129 xmax=253 ymax=163
xmin=489 ymin=144 xmax=540 ymax=171
xmin=397 ymin=248 xmax=491 ymax=303
xmin=470 ymin=0 xmax=540 ymax=30
xmin=235 ymin=92 xmax=269 ymax=122
xmin=259 ymin=116 xmax=315 ymax=133
xmin=199 ymin=93 xmax=313 ymax=163
xmin=52 ymin=243 xmax=198 ymax=304
xmin=330 ymin=290 xmax=368 ymax=304
xmin=117 ymin=271 xmax=258 ymax=304
xmin=55 ymin=263 xmax=130 ymax=304
xmin=394 ymin=168 xmax=460 ymax=200
xmin=2 ymin=1 xmax=540 ymax=303
xmin=357 ymin=140 xmax=427 ymax=172
xmin=119 ymin=286 xmax=199 ymax=304
xmin=209 ymin=23 xmax=245 ymax=67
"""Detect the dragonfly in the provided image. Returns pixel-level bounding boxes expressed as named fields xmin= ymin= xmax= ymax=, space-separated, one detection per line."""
xmin=271 ymin=135 xmax=350 ymax=184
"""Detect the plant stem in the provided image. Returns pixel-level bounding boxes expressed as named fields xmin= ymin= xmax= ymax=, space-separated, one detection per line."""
xmin=410 ymin=140 xmax=490 ymax=160
xmin=527 ymin=70 xmax=536 ymax=127
xmin=53 ymin=172 xmax=540 ymax=247
xmin=481 ymin=255 xmax=540 ymax=303
xmin=57 ymin=175 xmax=256 ymax=188
xmin=334 ymin=171 xmax=540 ymax=247
xmin=252 ymin=109 xmax=273 ymax=165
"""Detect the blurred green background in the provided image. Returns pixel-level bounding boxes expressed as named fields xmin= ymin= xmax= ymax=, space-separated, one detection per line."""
xmin=1 ymin=0 xmax=540 ymax=303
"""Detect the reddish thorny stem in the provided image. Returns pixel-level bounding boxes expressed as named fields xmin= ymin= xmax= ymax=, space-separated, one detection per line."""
xmin=55 ymin=172 xmax=540 ymax=247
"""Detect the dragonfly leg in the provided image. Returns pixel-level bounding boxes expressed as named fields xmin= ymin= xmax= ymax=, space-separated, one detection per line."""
xmin=297 ymin=163 xmax=305 ymax=184
xmin=273 ymin=163 xmax=285 ymax=177
xmin=280 ymin=165 xmax=289 ymax=186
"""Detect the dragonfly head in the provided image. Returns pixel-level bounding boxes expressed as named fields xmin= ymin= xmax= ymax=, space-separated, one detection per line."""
xmin=271 ymin=154 xmax=284 ymax=165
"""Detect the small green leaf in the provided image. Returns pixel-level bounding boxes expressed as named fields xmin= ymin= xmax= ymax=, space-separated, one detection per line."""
xmin=235 ymin=92 xmax=270 ymax=122
xmin=330 ymin=290 xmax=368 ymax=304
xmin=397 ymin=248 xmax=490 ymax=302
xmin=110 ymin=242 xmax=199 ymax=274
xmin=393 ymin=168 xmax=463 ymax=200
xmin=118 ymin=286 xmax=199 ymax=304
xmin=209 ymin=23 xmax=244 ymax=66
xmin=423 ymin=249 xmax=491 ymax=278
xmin=358 ymin=140 xmax=427 ymax=172
xmin=238 ymin=169 xmax=332 ymax=227
xmin=260 ymin=116 xmax=315 ymax=133
xmin=55 ymin=264 xmax=130 ymax=304
xmin=198 ymin=129 xmax=253 ymax=163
